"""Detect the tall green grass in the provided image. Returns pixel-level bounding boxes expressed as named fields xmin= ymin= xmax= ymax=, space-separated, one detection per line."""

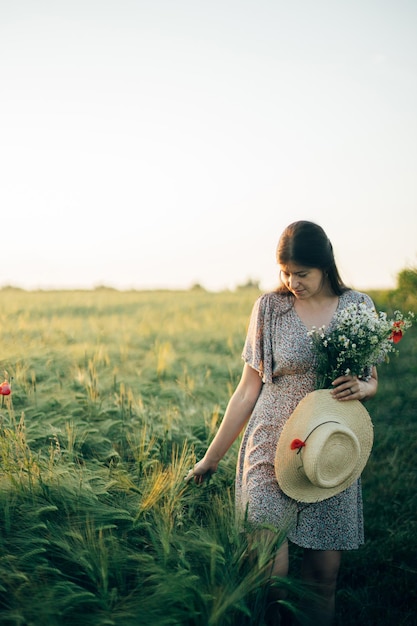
xmin=0 ymin=286 xmax=415 ymax=625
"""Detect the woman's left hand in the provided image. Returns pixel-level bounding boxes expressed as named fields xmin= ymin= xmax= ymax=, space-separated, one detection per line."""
xmin=331 ymin=375 xmax=364 ymax=401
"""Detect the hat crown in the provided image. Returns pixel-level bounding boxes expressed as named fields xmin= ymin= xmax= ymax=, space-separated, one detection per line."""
xmin=301 ymin=422 xmax=361 ymax=489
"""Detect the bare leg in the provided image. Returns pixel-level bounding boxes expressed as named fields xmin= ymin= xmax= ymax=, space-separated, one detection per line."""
xmin=300 ymin=549 xmax=341 ymax=626
xmin=265 ymin=540 xmax=290 ymax=626
xmin=246 ymin=531 xmax=291 ymax=625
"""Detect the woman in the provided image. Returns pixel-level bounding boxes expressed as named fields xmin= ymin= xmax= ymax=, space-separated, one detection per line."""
xmin=186 ymin=221 xmax=378 ymax=625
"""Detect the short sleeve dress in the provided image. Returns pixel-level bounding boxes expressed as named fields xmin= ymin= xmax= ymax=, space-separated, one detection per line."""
xmin=235 ymin=289 xmax=375 ymax=550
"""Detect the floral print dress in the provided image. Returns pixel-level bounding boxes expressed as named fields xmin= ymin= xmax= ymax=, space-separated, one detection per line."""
xmin=235 ymin=289 xmax=374 ymax=550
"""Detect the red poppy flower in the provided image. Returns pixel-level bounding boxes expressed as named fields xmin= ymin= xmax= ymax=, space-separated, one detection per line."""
xmin=290 ymin=438 xmax=306 ymax=450
xmin=390 ymin=320 xmax=404 ymax=344
xmin=0 ymin=382 xmax=11 ymax=395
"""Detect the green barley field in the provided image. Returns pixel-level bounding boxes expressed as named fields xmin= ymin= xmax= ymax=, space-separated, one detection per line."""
xmin=0 ymin=283 xmax=416 ymax=626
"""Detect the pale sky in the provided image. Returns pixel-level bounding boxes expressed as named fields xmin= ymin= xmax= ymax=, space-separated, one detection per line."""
xmin=1 ymin=0 xmax=416 ymax=292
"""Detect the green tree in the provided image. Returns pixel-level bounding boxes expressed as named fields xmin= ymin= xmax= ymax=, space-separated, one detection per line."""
xmin=397 ymin=267 xmax=417 ymax=292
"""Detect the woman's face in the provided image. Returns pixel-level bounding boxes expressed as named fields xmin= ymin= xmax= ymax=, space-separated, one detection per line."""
xmin=279 ymin=263 xmax=327 ymax=299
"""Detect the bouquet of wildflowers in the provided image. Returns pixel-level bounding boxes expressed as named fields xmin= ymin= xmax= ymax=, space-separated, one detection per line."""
xmin=308 ymin=302 xmax=414 ymax=389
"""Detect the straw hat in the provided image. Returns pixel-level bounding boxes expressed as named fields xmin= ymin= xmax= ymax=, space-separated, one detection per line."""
xmin=275 ymin=389 xmax=374 ymax=503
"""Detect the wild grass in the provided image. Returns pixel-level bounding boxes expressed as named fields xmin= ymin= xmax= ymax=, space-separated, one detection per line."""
xmin=0 ymin=286 xmax=415 ymax=625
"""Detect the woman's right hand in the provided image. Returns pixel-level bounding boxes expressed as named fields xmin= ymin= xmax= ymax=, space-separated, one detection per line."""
xmin=184 ymin=457 xmax=218 ymax=485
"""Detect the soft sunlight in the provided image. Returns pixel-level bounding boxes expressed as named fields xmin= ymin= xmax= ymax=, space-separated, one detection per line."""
xmin=1 ymin=1 xmax=416 ymax=291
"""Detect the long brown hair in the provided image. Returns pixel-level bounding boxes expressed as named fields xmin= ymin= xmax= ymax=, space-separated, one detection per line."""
xmin=276 ymin=221 xmax=349 ymax=296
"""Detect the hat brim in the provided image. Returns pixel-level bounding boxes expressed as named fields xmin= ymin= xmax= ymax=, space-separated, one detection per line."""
xmin=275 ymin=389 xmax=374 ymax=503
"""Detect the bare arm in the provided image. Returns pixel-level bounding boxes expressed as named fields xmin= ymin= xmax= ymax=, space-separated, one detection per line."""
xmin=331 ymin=366 xmax=378 ymax=402
xmin=186 ymin=363 xmax=263 ymax=484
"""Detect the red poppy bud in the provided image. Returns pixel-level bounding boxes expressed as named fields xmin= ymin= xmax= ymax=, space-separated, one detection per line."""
xmin=290 ymin=438 xmax=306 ymax=450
